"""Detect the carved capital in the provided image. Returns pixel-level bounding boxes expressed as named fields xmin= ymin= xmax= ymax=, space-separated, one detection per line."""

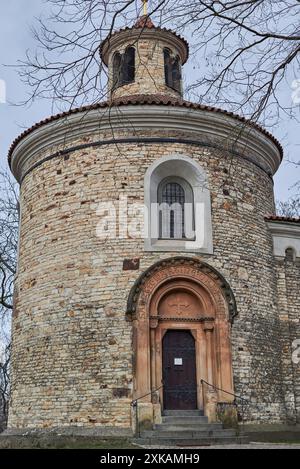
xmin=203 ymin=319 xmax=215 ymax=332
xmin=150 ymin=318 xmax=158 ymax=329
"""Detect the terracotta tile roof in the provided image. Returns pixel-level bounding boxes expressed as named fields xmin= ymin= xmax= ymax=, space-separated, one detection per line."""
xmin=265 ymin=215 xmax=300 ymax=224
xmin=134 ymin=15 xmax=155 ymax=29
xmin=7 ymin=94 xmax=283 ymax=166
xmin=99 ymin=17 xmax=189 ymax=65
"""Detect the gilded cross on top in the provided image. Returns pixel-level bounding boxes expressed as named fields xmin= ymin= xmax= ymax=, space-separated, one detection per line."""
xmin=142 ymin=0 xmax=148 ymax=15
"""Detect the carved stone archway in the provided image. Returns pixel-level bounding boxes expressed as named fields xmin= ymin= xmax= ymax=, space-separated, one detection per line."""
xmin=127 ymin=257 xmax=237 ymax=425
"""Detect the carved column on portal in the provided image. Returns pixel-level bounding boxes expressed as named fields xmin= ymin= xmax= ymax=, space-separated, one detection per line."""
xmin=150 ymin=317 xmax=158 ymax=397
xmin=202 ymin=319 xmax=217 ymax=422
xmin=135 ymin=303 xmax=151 ymax=400
xmin=203 ymin=319 xmax=214 ymax=384
xmin=198 ymin=328 xmax=207 ymax=408
xmin=150 ymin=317 xmax=162 ymax=425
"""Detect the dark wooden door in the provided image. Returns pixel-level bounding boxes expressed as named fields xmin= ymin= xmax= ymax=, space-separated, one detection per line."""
xmin=162 ymin=330 xmax=197 ymax=410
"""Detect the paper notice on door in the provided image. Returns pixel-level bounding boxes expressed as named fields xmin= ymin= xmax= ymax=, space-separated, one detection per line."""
xmin=174 ymin=358 xmax=183 ymax=365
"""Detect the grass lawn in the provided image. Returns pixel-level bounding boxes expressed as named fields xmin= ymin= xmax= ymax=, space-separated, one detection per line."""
xmin=0 ymin=437 xmax=139 ymax=449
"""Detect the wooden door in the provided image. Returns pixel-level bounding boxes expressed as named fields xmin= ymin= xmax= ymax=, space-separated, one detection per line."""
xmin=162 ymin=330 xmax=197 ymax=410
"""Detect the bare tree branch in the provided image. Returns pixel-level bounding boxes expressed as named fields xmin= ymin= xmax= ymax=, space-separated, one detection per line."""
xmin=0 ymin=171 xmax=19 ymax=315
xmin=11 ymin=0 xmax=299 ymax=130
xmin=277 ymin=196 xmax=300 ymax=217
xmin=0 ymin=171 xmax=18 ymax=432
xmin=0 ymin=343 xmax=11 ymax=431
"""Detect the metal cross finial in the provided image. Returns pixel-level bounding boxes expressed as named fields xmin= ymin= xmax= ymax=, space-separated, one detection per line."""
xmin=142 ymin=0 xmax=148 ymax=16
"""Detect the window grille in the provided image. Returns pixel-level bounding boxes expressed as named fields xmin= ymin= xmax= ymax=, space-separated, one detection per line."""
xmin=160 ymin=182 xmax=185 ymax=239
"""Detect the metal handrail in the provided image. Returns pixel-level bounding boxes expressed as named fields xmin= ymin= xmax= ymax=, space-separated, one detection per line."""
xmin=200 ymin=379 xmax=249 ymax=403
xmin=131 ymin=382 xmax=164 ymax=407
xmin=201 ymin=379 xmax=249 ymax=431
xmin=131 ymin=383 xmax=164 ymax=438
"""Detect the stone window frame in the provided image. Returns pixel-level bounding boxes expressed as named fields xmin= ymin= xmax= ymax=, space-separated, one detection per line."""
xmin=144 ymin=154 xmax=214 ymax=253
xmin=266 ymin=221 xmax=300 ymax=260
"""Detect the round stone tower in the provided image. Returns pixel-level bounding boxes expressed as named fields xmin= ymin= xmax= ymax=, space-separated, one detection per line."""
xmin=8 ymin=15 xmax=287 ymax=434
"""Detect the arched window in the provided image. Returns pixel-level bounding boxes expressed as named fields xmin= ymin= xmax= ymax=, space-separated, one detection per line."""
xmin=164 ymin=48 xmax=182 ymax=93
xmin=172 ymin=56 xmax=181 ymax=93
xmin=159 ymin=181 xmax=185 ymax=239
xmin=113 ymin=52 xmax=122 ymax=89
xmin=158 ymin=177 xmax=194 ymax=240
xmin=122 ymin=47 xmax=135 ymax=84
xmin=164 ymin=48 xmax=172 ymax=88
xmin=285 ymin=247 xmax=296 ymax=262
xmin=112 ymin=47 xmax=135 ymax=89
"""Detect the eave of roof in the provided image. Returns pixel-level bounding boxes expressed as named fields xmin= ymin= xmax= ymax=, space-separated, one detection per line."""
xmin=265 ymin=215 xmax=300 ymax=224
xmin=7 ymin=94 xmax=283 ymax=166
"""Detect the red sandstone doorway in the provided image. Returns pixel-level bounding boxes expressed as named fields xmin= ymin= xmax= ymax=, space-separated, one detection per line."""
xmin=128 ymin=258 xmax=235 ymax=423
xmin=162 ymin=330 xmax=197 ymax=410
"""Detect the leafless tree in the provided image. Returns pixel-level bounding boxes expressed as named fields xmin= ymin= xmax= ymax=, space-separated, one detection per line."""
xmin=16 ymin=0 xmax=300 ymax=126
xmin=277 ymin=196 xmax=300 ymax=217
xmin=0 ymin=343 xmax=11 ymax=431
xmin=0 ymin=171 xmax=19 ymax=431
xmin=0 ymin=171 xmax=18 ymax=315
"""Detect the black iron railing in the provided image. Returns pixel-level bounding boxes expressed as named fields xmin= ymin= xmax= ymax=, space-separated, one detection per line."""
xmin=201 ymin=379 xmax=249 ymax=431
xmin=131 ymin=383 xmax=164 ymax=438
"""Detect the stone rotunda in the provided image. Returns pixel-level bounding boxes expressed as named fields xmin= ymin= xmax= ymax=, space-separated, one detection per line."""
xmin=7 ymin=15 xmax=300 ymax=437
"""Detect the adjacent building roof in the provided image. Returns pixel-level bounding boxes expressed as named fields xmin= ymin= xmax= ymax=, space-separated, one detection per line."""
xmin=7 ymin=94 xmax=283 ymax=167
xmin=265 ymin=215 xmax=300 ymax=224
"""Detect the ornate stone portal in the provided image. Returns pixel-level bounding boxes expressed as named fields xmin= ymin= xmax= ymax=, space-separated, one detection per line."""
xmin=127 ymin=257 xmax=235 ymax=425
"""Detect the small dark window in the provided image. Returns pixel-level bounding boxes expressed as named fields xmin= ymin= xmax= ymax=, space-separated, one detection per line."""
xmin=164 ymin=48 xmax=173 ymax=88
xmin=112 ymin=47 xmax=135 ymax=90
xmin=113 ymin=52 xmax=122 ymax=89
xmin=172 ymin=56 xmax=181 ymax=92
xmin=122 ymin=47 xmax=135 ymax=84
xmin=164 ymin=48 xmax=181 ymax=93
xmin=285 ymin=247 xmax=295 ymax=262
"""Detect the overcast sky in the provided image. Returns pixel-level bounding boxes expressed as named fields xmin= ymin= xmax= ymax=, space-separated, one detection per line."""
xmin=0 ymin=1 xmax=299 ymax=202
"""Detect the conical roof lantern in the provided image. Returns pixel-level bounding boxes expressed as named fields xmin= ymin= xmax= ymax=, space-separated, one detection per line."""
xmin=100 ymin=16 xmax=189 ymax=99
xmin=100 ymin=16 xmax=189 ymax=66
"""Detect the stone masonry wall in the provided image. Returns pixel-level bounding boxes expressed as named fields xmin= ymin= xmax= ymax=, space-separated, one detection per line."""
xmin=275 ymin=257 xmax=300 ymax=423
xmin=8 ymin=124 xmax=289 ymax=430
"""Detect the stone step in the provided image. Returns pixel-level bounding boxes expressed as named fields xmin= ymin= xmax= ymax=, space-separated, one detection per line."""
xmin=162 ymin=416 xmax=209 ymax=425
xmin=134 ymin=436 xmax=249 ymax=447
xmin=163 ymin=410 xmax=204 ymax=417
xmin=140 ymin=429 xmax=237 ymax=439
xmin=154 ymin=423 xmax=224 ymax=432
